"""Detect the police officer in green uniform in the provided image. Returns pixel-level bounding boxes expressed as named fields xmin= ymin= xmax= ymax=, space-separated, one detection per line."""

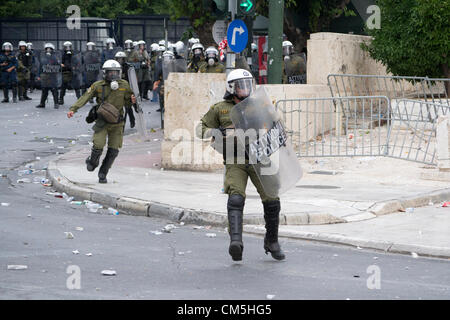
xmin=187 ymin=43 xmax=207 ymax=73
xmin=199 ymin=47 xmax=225 ymax=73
xmin=197 ymin=69 xmax=285 ymax=262
xmin=16 ymin=41 xmax=32 ymax=101
xmin=282 ymin=40 xmax=306 ymax=84
xmin=67 ymin=60 xmax=137 ymax=184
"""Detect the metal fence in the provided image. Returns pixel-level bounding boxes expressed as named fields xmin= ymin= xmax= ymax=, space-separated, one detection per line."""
xmin=0 ymin=18 xmax=115 ymax=51
xmin=327 ymin=74 xmax=450 ymax=107
xmin=275 ymin=96 xmax=449 ymax=165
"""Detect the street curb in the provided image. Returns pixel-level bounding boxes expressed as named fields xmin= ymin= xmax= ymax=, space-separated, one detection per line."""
xmin=243 ymin=225 xmax=450 ymax=259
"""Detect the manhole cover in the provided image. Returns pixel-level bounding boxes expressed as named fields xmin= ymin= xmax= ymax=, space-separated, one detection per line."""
xmin=296 ymin=185 xmax=341 ymax=189
xmin=309 ymin=170 xmax=342 ymax=175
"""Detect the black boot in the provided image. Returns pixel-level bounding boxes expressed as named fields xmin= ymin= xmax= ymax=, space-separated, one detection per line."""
xmin=52 ymin=89 xmax=59 ymax=109
xmin=142 ymin=82 xmax=150 ymax=100
xmin=36 ymin=89 xmax=47 ymax=108
xmin=23 ymin=84 xmax=32 ymax=100
xmin=18 ymin=86 xmax=25 ymax=101
xmin=85 ymin=148 xmax=103 ymax=172
xmin=263 ymin=200 xmax=285 ymax=260
xmin=58 ymin=88 xmax=65 ymax=105
xmin=2 ymin=88 xmax=9 ymax=103
xmin=75 ymin=88 xmax=81 ymax=99
xmin=98 ymin=148 xmax=119 ymax=184
xmin=12 ymin=86 xmax=18 ymax=103
xmin=227 ymin=194 xmax=245 ymax=261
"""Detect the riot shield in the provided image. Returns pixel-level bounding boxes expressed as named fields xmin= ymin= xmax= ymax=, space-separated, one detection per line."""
xmin=284 ymin=54 xmax=306 ymax=84
xmin=39 ymin=51 xmax=62 ymax=88
xmin=127 ymin=66 xmax=148 ymax=139
xmin=102 ymin=47 xmax=122 ymax=62
xmin=230 ymin=87 xmax=302 ymax=198
xmin=83 ymin=50 xmax=102 ymax=85
xmin=70 ymin=52 xmax=83 ymax=89
xmin=162 ymin=58 xmax=187 ymax=81
xmin=30 ymin=50 xmax=40 ymax=76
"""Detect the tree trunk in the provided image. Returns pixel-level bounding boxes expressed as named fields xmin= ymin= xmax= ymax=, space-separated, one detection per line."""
xmin=194 ymin=20 xmax=216 ymax=47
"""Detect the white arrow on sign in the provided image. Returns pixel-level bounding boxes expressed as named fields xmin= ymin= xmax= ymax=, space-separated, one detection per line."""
xmin=231 ymin=26 xmax=245 ymax=46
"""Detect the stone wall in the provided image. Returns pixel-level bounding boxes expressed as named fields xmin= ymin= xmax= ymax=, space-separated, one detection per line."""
xmin=161 ymin=72 xmax=330 ymax=171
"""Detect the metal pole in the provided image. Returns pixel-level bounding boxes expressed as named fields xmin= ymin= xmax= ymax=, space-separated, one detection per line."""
xmin=164 ymin=17 xmax=168 ymax=49
xmin=267 ymin=0 xmax=284 ymax=84
xmin=226 ymin=0 xmax=237 ymax=75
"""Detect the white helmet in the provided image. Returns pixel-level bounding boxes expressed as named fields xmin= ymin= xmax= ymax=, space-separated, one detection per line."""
xmin=132 ymin=41 xmax=138 ymax=48
xmin=86 ymin=42 xmax=96 ymax=51
xmin=105 ymin=38 xmax=116 ymax=49
xmin=158 ymin=39 xmax=166 ymax=46
xmin=124 ymin=39 xmax=133 ymax=51
xmin=64 ymin=41 xmax=72 ymax=47
xmin=18 ymin=41 xmax=27 ymax=49
xmin=157 ymin=45 xmax=166 ymax=52
xmin=102 ymin=59 xmax=122 ymax=81
xmin=188 ymin=38 xmax=198 ymax=45
xmin=191 ymin=43 xmax=204 ymax=56
xmin=114 ymin=51 xmax=127 ymax=64
xmin=150 ymin=43 xmax=159 ymax=52
xmin=114 ymin=51 xmax=127 ymax=58
xmin=137 ymin=40 xmax=146 ymax=50
xmin=2 ymin=42 xmax=13 ymax=51
xmin=282 ymin=40 xmax=293 ymax=56
xmin=251 ymin=43 xmax=257 ymax=51
xmin=226 ymin=69 xmax=255 ymax=100
xmin=44 ymin=43 xmax=55 ymax=51
xmin=174 ymin=41 xmax=185 ymax=55
xmin=205 ymin=46 xmax=219 ymax=65
xmin=162 ymin=50 xmax=175 ymax=62
xmin=26 ymin=42 xmax=33 ymax=50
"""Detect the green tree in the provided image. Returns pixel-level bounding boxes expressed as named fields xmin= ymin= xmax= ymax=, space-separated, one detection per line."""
xmin=363 ymin=0 xmax=450 ymax=92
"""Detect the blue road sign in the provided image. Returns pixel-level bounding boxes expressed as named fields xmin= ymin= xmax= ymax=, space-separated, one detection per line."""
xmin=227 ymin=19 xmax=248 ymax=53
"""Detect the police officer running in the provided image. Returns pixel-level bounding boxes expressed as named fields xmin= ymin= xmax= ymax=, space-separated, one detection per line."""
xmin=0 ymin=42 xmax=18 ymax=103
xmin=198 ymin=69 xmax=286 ymax=262
xmin=67 ymin=60 xmax=137 ymax=184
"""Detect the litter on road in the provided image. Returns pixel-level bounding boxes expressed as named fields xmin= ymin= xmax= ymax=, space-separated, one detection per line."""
xmin=205 ymin=233 xmax=216 ymax=238
xmin=1 ymin=203 xmax=10 ymax=207
xmin=7 ymin=265 xmax=28 ymax=270
xmin=150 ymin=230 xmax=163 ymax=235
xmin=101 ymin=270 xmax=117 ymax=276
xmin=65 ymin=232 xmax=74 ymax=239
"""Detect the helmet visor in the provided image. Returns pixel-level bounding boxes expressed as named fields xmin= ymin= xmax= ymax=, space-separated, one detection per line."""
xmin=104 ymin=69 xmax=122 ymax=81
xmin=233 ymin=78 xmax=254 ymax=100
xmin=283 ymin=45 xmax=292 ymax=56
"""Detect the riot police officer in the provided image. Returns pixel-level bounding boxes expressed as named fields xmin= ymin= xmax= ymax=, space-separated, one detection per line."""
xmin=0 ymin=42 xmax=18 ymax=103
xmin=200 ymin=46 xmax=225 ymax=73
xmin=36 ymin=43 xmax=61 ymax=109
xmin=26 ymin=42 xmax=37 ymax=93
xmin=127 ymin=40 xmax=151 ymax=101
xmin=67 ymin=60 xmax=137 ymax=184
xmin=282 ymin=40 xmax=306 ymax=84
xmin=59 ymin=41 xmax=82 ymax=105
xmin=124 ymin=39 xmax=133 ymax=57
xmin=114 ymin=51 xmax=129 ymax=81
xmin=187 ymin=43 xmax=207 ymax=73
xmin=102 ymin=38 xmax=121 ymax=63
xmin=197 ymin=69 xmax=286 ymax=262
xmin=16 ymin=41 xmax=33 ymax=101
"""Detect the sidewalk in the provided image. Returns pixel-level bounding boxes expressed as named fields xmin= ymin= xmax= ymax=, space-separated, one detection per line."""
xmin=47 ymin=131 xmax=450 ymax=258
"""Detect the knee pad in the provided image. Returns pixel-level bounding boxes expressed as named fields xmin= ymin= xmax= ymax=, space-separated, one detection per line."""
xmin=227 ymin=194 xmax=245 ymax=211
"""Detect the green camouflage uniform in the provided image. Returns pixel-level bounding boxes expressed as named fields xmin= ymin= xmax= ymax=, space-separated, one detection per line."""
xmin=187 ymin=59 xmax=207 ymax=73
xmin=199 ymin=99 xmax=279 ymax=203
xmin=199 ymin=61 xmax=225 ymax=73
xmin=69 ymin=79 xmax=133 ymax=150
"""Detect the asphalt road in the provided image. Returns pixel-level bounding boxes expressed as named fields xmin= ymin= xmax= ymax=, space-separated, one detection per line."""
xmin=1 ymin=91 xmax=449 ymax=300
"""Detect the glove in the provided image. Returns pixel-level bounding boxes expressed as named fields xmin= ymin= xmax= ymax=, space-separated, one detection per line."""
xmin=127 ymin=106 xmax=136 ymax=128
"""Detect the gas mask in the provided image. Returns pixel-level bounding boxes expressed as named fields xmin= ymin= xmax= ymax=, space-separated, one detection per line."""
xmin=208 ymin=58 xmax=215 ymax=66
xmin=45 ymin=48 xmax=53 ymax=56
xmin=110 ymin=80 xmax=119 ymax=90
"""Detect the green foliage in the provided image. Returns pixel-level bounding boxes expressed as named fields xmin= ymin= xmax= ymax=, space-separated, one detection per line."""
xmin=0 ymin=0 xmax=158 ymax=19
xmin=363 ymin=0 xmax=450 ymax=78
